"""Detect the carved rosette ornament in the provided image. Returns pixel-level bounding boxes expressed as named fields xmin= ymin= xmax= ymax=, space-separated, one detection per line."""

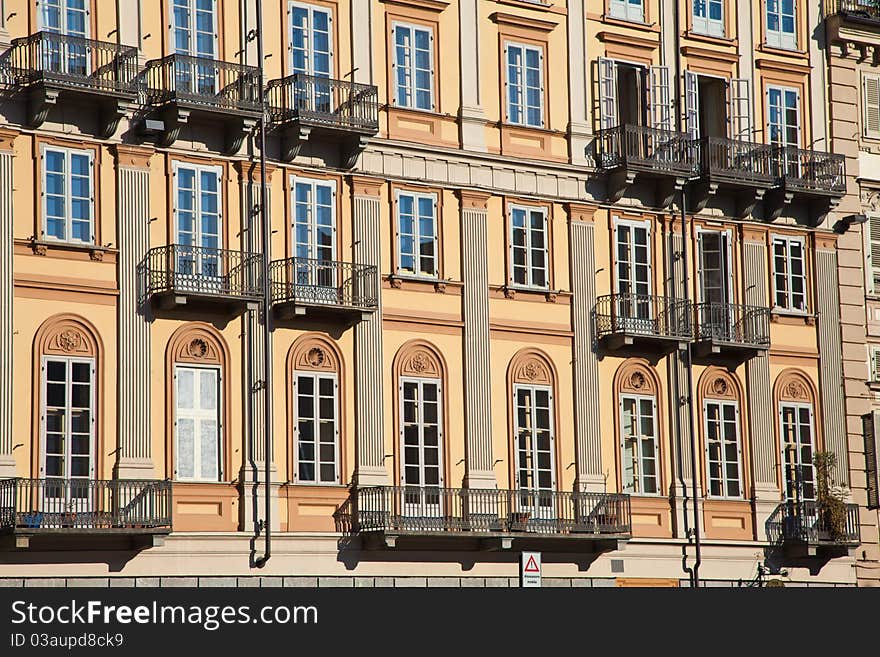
xmin=58 ymin=329 xmax=82 ymax=353
xmin=630 ymin=371 xmax=646 ymax=390
xmin=307 ymin=347 xmax=326 ymax=368
xmin=711 ymin=377 xmax=729 ymax=397
xmin=784 ymin=381 xmax=808 ymax=400
xmin=410 ymin=352 xmax=430 ymax=374
xmin=188 ymin=338 xmax=209 ymax=359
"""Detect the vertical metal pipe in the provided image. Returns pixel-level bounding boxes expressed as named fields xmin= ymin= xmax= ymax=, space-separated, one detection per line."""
xmin=254 ymin=0 xmax=273 ymax=567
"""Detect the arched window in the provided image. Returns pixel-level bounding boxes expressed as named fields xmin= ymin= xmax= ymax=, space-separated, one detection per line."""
xmin=288 ymin=336 xmax=342 ymax=485
xmin=394 ymin=341 xmax=446 ymax=517
xmin=508 ymin=350 xmax=557 ymax=514
xmin=166 ymin=324 xmax=229 ymax=483
xmin=698 ymin=369 xmax=744 ymax=499
xmin=775 ymin=370 xmax=819 ymax=502
xmin=615 ymin=360 xmax=662 ymax=496
xmin=34 ymin=315 xmax=102 ymax=486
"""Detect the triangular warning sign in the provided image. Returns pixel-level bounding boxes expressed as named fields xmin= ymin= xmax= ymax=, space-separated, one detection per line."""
xmin=524 ymin=555 xmax=540 ymax=573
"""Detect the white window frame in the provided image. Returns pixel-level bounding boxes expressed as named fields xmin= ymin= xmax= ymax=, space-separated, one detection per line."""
xmin=863 ymin=72 xmax=880 ymax=140
xmin=395 ymin=189 xmax=438 ymax=279
xmin=771 ymin=234 xmax=808 ymax=313
xmin=391 ymin=21 xmax=435 ymax=111
xmin=779 ymin=401 xmax=816 ymax=502
xmin=173 ymin=364 xmax=223 ymax=483
xmin=504 ymin=41 xmax=544 ymax=128
xmin=289 ymin=1 xmax=334 ymax=77
xmin=613 ymin=216 xmax=653 ymax=297
xmin=609 ymin=0 xmax=645 ymax=23
xmin=703 ymin=398 xmax=743 ymax=499
xmin=692 ymin=0 xmax=724 ymax=38
xmin=620 ymin=392 xmax=660 ymax=496
xmin=293 ymin=370 xmax=340 ymax=485
xmin=766 ymin=84 xmax=801 ymax=149
xmin=40 ymin=355 xmax=96 ymax=480
xmin=39 ymin=0 xmax=90 ymax=37
xmin=765 ymin=0 xmax=797 ymax=51
xmin=291 ymin=175 xmax=337 ymax=262
xmin=508 ymin=204 xmax=549 ymax=290
xmin=41 ymin=144 xmax=95 ymax=246
xmin=695 ymin=227 xmax=734 ymax=305
xmin=170 ymin=0 xmax=218 ymax=58
xmin=172 ymin=160 xmax=223 ymax=248
xmin=512 ymin=383 xmax=556 ymax=493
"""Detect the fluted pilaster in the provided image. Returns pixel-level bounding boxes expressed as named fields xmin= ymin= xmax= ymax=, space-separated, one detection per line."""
xmin=0 ymin=129 xmax=16 ymax=476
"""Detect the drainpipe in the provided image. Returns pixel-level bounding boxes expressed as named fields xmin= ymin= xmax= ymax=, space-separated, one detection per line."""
xmin=670 ymin=0 xmax=701 ymax=587
xmin=254 ymin=0 xmax=273 ymax=568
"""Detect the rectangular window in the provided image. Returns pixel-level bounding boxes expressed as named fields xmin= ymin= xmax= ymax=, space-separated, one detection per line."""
xmin=41 ymin=357 xmax=95 ymax=482
xmin=767 ymin=86 xmax=800 ymax=149
xmin=172 ymin=0 xmax=216 ymax=58
xmin=514 ymin=384 xmax=555 ymax=518
xmin=766 ymin=0 xmax=796 ymax=50
xmin=704 ymin=400 xmax=742 ymax=498
xmin=693 ymin=0 xmax=724 ymax=37
xmin=780 ymin=402 xmax=815 ymax=502
xmin=39 ymin=0 xmax=89 ymax=74
xmin=614 ymin=218 xmax=652 ymax=328
xmin=609 ymin=0 xmax=645 ymax=22
xmin=292 ymin=177 xmax=336 ymax=278
xmin=396 ymin=190 xmax=438 ymax=278
xmin=505 ymin=42 xmax=543 ymax=128
xmin=42 ymin=146 xmax=94 ymax=245
xmin=509 ymin=205 xmax=548 ymax=289
xmin=295 ymin=372 xmax=339 ymax=484
xmin=864 ymin=74 xmax=880 ymax=139
xmin=620 ymin=394 xmax=659 ymax=495
xmin=175 ymin=365 xmax=221 ymax=482
xmin=870 ymin=346 xmax=880 ymax=383
xmin=174 ymin=162 xmax=222 ymax=283
xmin=868 ymin=215 xmax=880 ymax=295
xmin=290 ymin=2 xmax=332 ymax=77
xmin=392 ymin=22 xmax=434 ymax=111
xmin=400 ymin=377 xmax=443 ymax=518
xmin=772 ymin=235 xmax=807 ymax=312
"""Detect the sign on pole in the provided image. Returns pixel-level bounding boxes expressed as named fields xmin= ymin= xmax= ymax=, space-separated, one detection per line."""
xmin=521 ymin=551 xmax=542 ymax=588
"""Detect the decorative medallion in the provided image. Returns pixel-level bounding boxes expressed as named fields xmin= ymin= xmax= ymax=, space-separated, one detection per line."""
xmin=523 ymin=361 xmax=541 ymax=381
xmin=629 ymin=371 xmax=647 ymax=390
xmin=784 ymin=380 xmax=808 ymax=400
xmin=306 ymin=347 xmax=326 ymax=368
xmin=188 ymin=338 xmax=209 ymax=359
xmin=410 ymin=352 xmax=430 ymax=373
xmin=711 ymin=378 xmax=729 ymax=397
xmin=58 ymin=329 xmax=82 ymax=353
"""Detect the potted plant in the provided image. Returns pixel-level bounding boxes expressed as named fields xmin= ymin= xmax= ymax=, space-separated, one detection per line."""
xmin=813 ymin=451 xmax=850 ymax=543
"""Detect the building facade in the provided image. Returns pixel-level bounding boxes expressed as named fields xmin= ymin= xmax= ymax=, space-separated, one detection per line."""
xmin=0 ymin=0 xmax=875 ymax=587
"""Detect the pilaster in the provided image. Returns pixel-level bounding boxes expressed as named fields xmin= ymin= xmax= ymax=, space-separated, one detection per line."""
xmin=459 ymin=0 xmax=486 ymax=151
xmin=0 ymin=128 xmax=16 ymax=477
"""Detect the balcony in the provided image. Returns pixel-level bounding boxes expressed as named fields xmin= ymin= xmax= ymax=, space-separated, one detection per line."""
xmin=270 ymin=257 xmax=378 ymax=324
xmin=594 ymin=293 xmax=693 ymax=353
xmin=141 ymin=244 xmax=263 ymax=315
xmin=0 ymin=478 xmax=172 ymax=550
xmin=766 ymin=500 xmax=860 ymax=557
xmin=594 ymin=124 xmax=699 ymax=206
xmin=825 ymin=0 xmax=880 ymax=25
xmin=694 ymin=137 xmax=778 ymax=216
xmin=1 ymin=31 xmax=138 ymax=135
xmin=774 ymin=146 xmax=846 ymax=198
xmin=693 ymin=302 xmax=771 ymax=359
xmin=336 ymin=486 xmax=631 ymax=551
xmin=266 ymin=73 xmax=379 ymax=166
xmin=142 ymin=54 xmax=262 ymax=152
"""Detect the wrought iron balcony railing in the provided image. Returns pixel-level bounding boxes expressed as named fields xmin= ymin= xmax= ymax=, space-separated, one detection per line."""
xmin=595 ymin=124 xmax=699 ymax=176
xmin=266 ymin=73 xmax=379 ymax=133
xmin=773 ymin=145 xmax=846 ymax=196
xmin=0 ymin=478 xmax=172 ymax=533
xmin=700 ymin=137 xmax=777 ymax=186
xmin=336 ymin=486 xmax=631 ymax=538
xmin=142 ymin=244 xmax=263 ymax=302
xmin=2 ymin=31 xmax=139 ymax=95
xmin=270 ymin=257 xmax=378 ymax=312
xmin=766 ymin=500 xmax=860 ymax=547
xmin=143 ymin=54 xmax=261 ymax=114
xmin=595 ymin=293 xmax=694 ymax=343
xmin=694 ymin=302 xmax=771 ymax=349
xmin=825 ymin=0 xmax=880 ymax=22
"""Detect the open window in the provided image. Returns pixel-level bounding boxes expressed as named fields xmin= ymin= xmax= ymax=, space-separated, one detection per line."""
xmin=684 ymin=71 xmax=752 ymax=142
xmin=598 ymin=58 xmax=672 ymax=132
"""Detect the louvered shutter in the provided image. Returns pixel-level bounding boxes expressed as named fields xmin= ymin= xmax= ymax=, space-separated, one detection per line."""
xmin=873 ymin=348 xmax=880 ymax=382
xmin=650 ymin=65 xmax=672 ymax=131
xmin=864 ymin=74 xmax=880 ymax=139
xmin=729 ymin=78 xmax=752 ymax=141
xmin=598 ymin=57 xmax=618 ymax=130
xmin=864 ymin=411 xmax=880 ymax=509
xmin=870 ymin=215 xmax=880 ymax=294
xmin=685 ymin=70 xmax=699 ymax=139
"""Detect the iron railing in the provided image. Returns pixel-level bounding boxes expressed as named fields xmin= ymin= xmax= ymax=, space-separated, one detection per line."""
xmin=338 ymin=486 xmax=632 ymax=537
xmin=269 ymin=257 xmax=378 ymax=311
xmin=825 ymin=0 xmax=880 ymax=21
xmin=694 ymin=302 xmax=771 ymax=348
xmin=773 ymin=145 xmax=846 ymax=195
xmin=595 ymin=293 xmax=694 ymax=342
xmin=142 ymin=244 xmax=263 ymax=301
xmin=700 ymin=137 xmax=777 ymax=185
xmin=143 ymin=54 xmax=261 ymax=113
xmin=595 ymin=124 xmax=699 ymax=175
xmin=766 ymin=500 xmax=860 ymax=546
xmin=266 ymin=73 xmax=379 ymax=132
xmin=2 ymin=31 xmax=139 ymax=95
xmin=0 ymin=478 xmax=172 ymax=532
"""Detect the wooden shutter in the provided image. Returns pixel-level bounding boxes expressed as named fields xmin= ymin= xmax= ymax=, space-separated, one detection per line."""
xmin=873 ymin=348 xmax=880 ymax=382
xmin=870 ymin=216 xmax=880 ymax=294
xmin=864 ymin=74 xmax=880 ymax=138
xmin=865 ymin=411 xmax=880 ymax=509
xmin=684 ymin=70 xmax=699 ymax=139
xmin=729 ymin=78 xmax=752 ymax=141
xmin=598 ymin=57 xmax=618 ymax=130
xmin=650 ymin=65 xmax=672 ymax=131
